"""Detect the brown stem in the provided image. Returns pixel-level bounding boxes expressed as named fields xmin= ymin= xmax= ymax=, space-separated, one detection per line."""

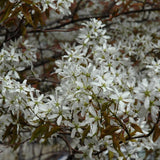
xmin=95 ymin=110 xmax=160 ymax=156
xmin=58 ymin=135 xmax=73 ymax=156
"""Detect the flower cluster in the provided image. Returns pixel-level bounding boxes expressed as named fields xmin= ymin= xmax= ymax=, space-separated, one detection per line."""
xmin=0 ymin=38 xmax=44 ymax=143
xmin=0 ymin=38 xmax=37 ymax=79
xmin=0 ymin=0 xmax=160 ymax=159
xmin=50 ymin=18 xmax=160 ymax=159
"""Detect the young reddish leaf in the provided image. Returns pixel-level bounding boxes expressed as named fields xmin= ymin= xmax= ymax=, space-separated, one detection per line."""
xmin=32 ymin=7 xmax=46 ymax=27
xmin=73 ymin=13 xmax=79 ymax=20
xmin=10 ymin=6 xmax=21 ymax=18
xmin=125 ymin=130 xmax=137 ymax=140
xmin=20 ymin=25 xmax=27 ymax=37
xmin=101 ymin=125 xmax=119 ymax=138
xmin=112 ymin=134 xmax=126 ymax=159
xmin=81 ymin=125 xmax=90 ymax=144
xmin=117 ymin=130 xmax=126 ymax=143
xmin=44 ymin=125 xmax=60 ymax=139
xmin=112 ymin=134 xmax=120 ymax=151
xmin=10 ymin=125 xmax=18 ymax=144
xmin=0 ymin=0 xmax=8 ymax=8
xmin=131 ymin=123 xmax=143 ymax=133
xmin=101 ymin=101 xmax=113 ymax=111
xmin=105 ymin=125 xmax=119 ymax=135
xmin=45 ymin=8 xmax=50 ymax=18
xmin=153 ymin=124 xmax=160 ymax=142
xmin=21 ymin=0 xmax=33 ymax=4
xmin=30 ymin=124 xmax=49 ymax=141
xmin=0 ymin=2 xmax=14 ymax=23
xmin=3 ymin=123 xmax=14 ymax=140
xmin=22 ymin=4 xmax=34 ymax=26
xmin=102 ymin=111 xmax=110 ymax=126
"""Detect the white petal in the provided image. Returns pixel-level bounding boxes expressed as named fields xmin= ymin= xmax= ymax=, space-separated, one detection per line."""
xmin=57 ymin=115 xmax=62 ymax=125
xmin=144 ymin=97 xmax=150 ymax=109
xmin=71 ymin=129 xmax=76 ymax=138
xmin=89 ymin=106 xmax=97 ymax=116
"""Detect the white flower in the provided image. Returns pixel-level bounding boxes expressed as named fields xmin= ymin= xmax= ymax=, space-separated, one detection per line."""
xmin=134 ymin=79 xmax=156 ymax=110
xmin=28 ymin=93 xmax=44 ymax=114
xmin=110 ymin=88 xmax=133 ymax=112
xmin=146 ymin=59 xmax=160 ymax=73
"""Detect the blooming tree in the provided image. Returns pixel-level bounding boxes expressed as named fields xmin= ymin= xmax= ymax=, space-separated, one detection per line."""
xmin=0 ymin=0 xmax=160 ymax=159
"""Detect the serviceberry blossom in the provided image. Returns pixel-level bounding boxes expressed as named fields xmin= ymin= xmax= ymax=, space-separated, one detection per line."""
xmin=0 ymin=38 xmax=37 ymax=78
xmin=0 ymin=1 xmax=160 ymax=158
xmin=52 ymin=18 xmax=160 ymax=159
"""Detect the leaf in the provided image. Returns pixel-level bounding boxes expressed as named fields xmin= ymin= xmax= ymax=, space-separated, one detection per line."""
xmin=101 ymin=101 xmax=113 ymax=111
xmin=112 ymin=134 xmax=120 ymax=151
xmin=44 ymin=125 xmax=60 ymax=139
xmin=10 ymin=6 xmax=21 ymax=17
xmin=117 ymin=131 xmax=126 ymax=143
xmin=101 ymin=125 xmax=119 ymax=138
xmin=0 ymin=2 xmax=14 ymax=23
xmin=3 ymin=123 xmax=14 ymax=140
xmin=32 ymin=7 xmax=46 ymax=27
xmin=73 ymin=13 xmax=79 ymax=20
xmin=104 ymin=126 xmax=119 ymax=135
xmin=153 ymin=124 xmax=160 ymax=142
xmin=131 ymin=123 xmax=143 ymax=133
xmin=30 ymin=124 xmax=49 ymax=141
xmin=81 ymin=125 xmax=90 ymax=144
xmin=22 ymin=4 xmax=34 ymax=26
xmin=13 ymin=139 xmax=21 ymax=150
xmin=108 ymin=150 xmax=114 ymax=160
xmin=20 ymin=24 xmax=27 ymax=37
xmin=102 ymin=111 xmax=110 ymax=126
xmin=21 ymin=0 xmax=33 ymax=4
xmin=18 ymin=114 xmax=28 ymax=126
xmin=0 ymin=0 xmax=8 ymax=8
xmin=2 ymin=123 xmax=20 ymax=150
xmin=10 ymin=125 xmax=18 ymax=144
xmin=45 ymin=8 xmax=50 ymax=18
xmin=112 ymin=134 xmax=126 ymax=159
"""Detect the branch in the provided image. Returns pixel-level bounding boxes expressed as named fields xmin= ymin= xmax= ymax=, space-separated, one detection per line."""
xmin=127 ymin=110 xmax=160 ymax=140
xmin=28 ymin=7 xmax=160 ymax=34
xmin=20 ymin=52 xmax=63 ymax=72
xmin=94 ymin=109 xmax=160 ymax=156
xmin=107 ymin=105 xmax=131 ymax=139
xmin=58 ymin=135 xmax=73 ymax=156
